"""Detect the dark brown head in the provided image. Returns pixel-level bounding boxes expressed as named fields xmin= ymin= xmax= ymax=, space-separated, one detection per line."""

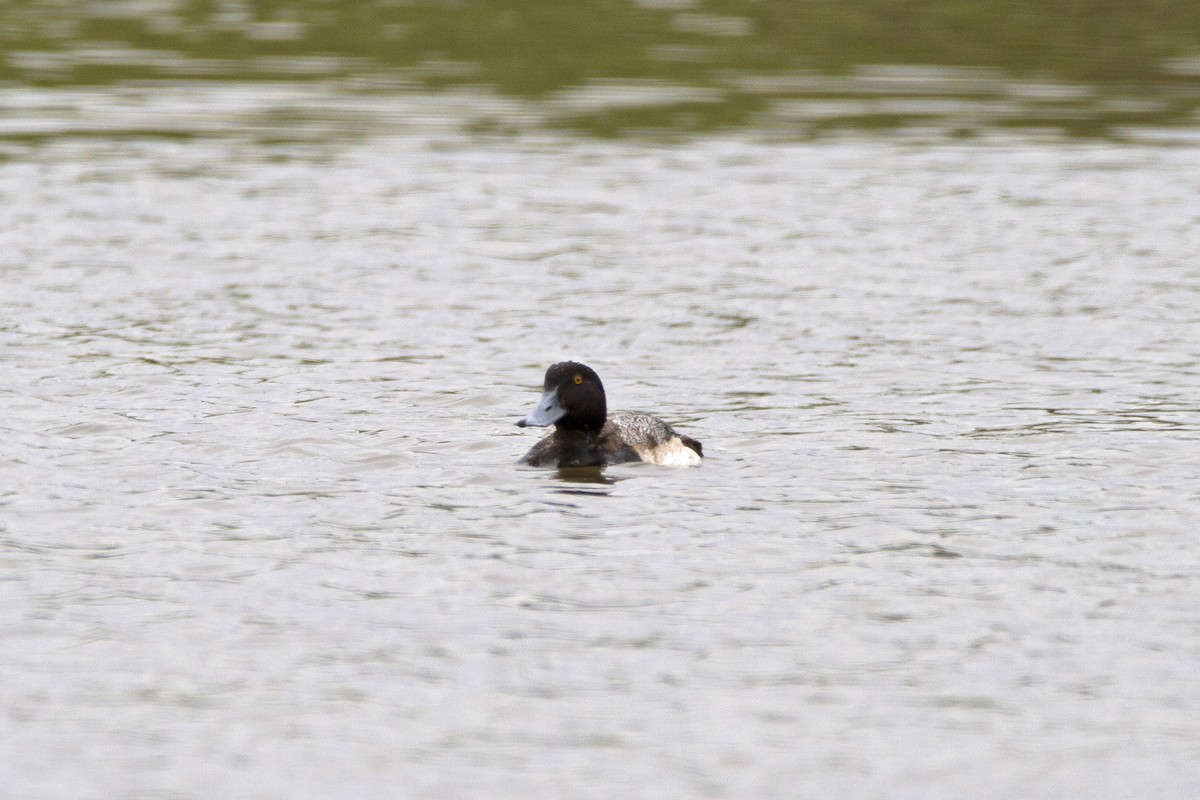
xmin=516 ymin=362 xmax=607 ymax=432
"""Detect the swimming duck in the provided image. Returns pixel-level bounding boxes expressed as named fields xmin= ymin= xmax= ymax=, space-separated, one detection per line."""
xmin=516 ymin=362 xmax=703 ymax=468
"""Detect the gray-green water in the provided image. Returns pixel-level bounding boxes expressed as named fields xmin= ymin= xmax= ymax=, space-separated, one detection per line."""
xmin=4 ymin=3 xmax=1200 ymax=798
xmin=6 ymin=0 xmax=1200 ymax=137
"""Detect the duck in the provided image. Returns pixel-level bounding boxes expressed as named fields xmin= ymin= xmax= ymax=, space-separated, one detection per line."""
xmin=516 ymin=362 xmax=703 ymax=468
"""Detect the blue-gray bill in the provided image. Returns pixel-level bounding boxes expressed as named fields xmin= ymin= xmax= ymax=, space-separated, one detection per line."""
xmin=516 ymin=389 xmax=566 ymax=428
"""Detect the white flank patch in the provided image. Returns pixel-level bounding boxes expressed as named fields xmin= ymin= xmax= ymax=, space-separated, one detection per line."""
xmin=638 ymin=437 xmax=702 ymax=467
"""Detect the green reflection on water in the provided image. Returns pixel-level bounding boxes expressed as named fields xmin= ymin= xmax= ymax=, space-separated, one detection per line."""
xmin=4 ymin=0 xmax=1199 ymax=136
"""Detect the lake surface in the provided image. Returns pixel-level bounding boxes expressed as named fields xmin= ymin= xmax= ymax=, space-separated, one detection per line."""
xmin=7 ymin=0 xmax=1200 ymax=137
xmin=4 ymin=98 xmax=1200 ymax=797
xmin=4 ymin=1 xmax=1200 ymax=790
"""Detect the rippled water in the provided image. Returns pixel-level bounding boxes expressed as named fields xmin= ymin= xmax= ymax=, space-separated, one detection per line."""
xmin=4 ymin=118 xmax=1200 ymax=798
xmin=8 ymin=0 xmax=1200 ymax=136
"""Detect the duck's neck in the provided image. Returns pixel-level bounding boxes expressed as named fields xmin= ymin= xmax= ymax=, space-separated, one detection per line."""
xmin=557 ymin=406 xmax=606 ymax=434
xmin=556 ymin=419 xmax=605 ymax=439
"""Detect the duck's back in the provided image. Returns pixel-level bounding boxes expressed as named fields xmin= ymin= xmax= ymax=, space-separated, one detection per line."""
xmin=605 ymin=411 xmax=703 ymax=466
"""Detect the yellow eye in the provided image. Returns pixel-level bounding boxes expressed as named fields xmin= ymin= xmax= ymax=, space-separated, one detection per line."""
xmin=573 ymin=374 xmax=583 ymax=385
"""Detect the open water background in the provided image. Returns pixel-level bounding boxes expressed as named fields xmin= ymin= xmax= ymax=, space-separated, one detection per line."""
xmin=4 ymin=2 xmax=1200 ymax=798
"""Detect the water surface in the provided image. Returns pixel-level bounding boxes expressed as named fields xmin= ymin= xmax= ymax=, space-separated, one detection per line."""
xmin=4 ymin=121 xmax=1200 ymax=798
xmin=6 ymin=0 xmax=1200 ymax=136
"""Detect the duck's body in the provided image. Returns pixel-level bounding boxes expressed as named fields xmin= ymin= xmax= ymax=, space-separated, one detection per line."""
xmin=516 ymin=363 xmax=703 ymax=468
